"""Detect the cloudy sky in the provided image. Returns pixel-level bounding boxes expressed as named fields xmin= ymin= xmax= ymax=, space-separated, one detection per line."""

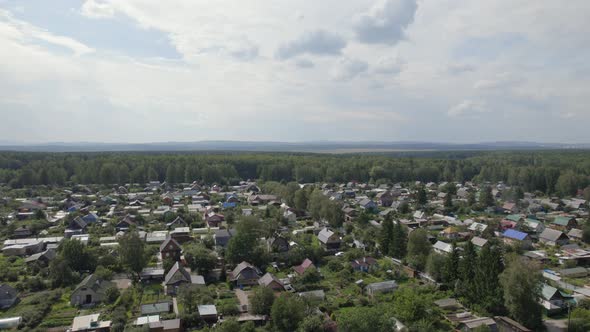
xmin=1 ymin=0 xmax=589 ymax=143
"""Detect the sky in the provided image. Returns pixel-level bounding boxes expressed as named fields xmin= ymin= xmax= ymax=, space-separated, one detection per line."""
xmin=0 ymin=0 xmax=589 ymax=144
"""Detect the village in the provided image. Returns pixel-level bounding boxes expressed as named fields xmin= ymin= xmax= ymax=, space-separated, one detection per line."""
xmin=0 ymin=175 xmax=589 ymax=332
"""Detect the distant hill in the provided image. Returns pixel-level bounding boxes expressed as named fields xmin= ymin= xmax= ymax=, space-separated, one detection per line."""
xmin=0 ymin=141 xmax=588 ymax=153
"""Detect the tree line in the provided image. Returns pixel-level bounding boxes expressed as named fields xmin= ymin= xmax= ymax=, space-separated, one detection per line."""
xmin=1 ymin=151 xmax=590 ymax=196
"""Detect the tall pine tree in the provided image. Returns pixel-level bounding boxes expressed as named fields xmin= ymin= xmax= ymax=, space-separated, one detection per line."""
xmin=474 ymin=242 xmax=505 ymax=315
xmin=390 ymin=221 xmax=408 ymax=259
xmin=380 ymin=215 xmax=394 ymax=255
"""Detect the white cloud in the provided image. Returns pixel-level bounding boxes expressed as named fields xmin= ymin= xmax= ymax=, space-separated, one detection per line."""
xmin=448 ymin=100 xmax=487 ymax=117
xmin=275 ymin=30 xmax=346 ymax=59
xmin=1 ymin=1 xmax=590 ymax=142
xmin=353 ymin=0 xmax=418 ymax=45
xmin=81 ymin=0 xmax=116 ymax=19
xmin=332 ymin=57 xmax=368 ymax=80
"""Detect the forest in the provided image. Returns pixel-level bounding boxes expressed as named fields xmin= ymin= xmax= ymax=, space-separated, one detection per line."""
xmin=0 ymin=150 xmax=589 ymax=196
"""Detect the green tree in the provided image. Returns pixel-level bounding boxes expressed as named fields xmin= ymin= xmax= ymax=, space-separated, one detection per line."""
xmin=458 ymin=240 xmax=477 ymax=304
xmin=250 ymin=286 xmax=275 ymax=315
xmin=426 ymin=252 xmax=446 ymax=282
xmin=474 ymin=243 xmax=505 ymax=314
xmin=406 ymin=228 xmax=431 ymax=270
xmin=118 ymin=232 xmax=148 ymax=281
xmin=417 ymin=186 xmax=428 ymax=206
xmin=390 ymin=221 xmax=407 ymax=259
xmin=499 ymin=257 xmax=543 ymax=330
xmin=443 ymin=242 xmax=459 ymax=286
xmin=479 ymin=186 xmax=495 ymax=207
xmin=379 ymin=215 xmax=393 ymax=255
xmin=184 ymin=243 xmax=217 ymax=276
xmin=297 ymin=315 xmax=324 ymax=332
xmin=337 ymin=306 xmax=392 ymax=332
xmin=271 ymin=294 xmax=306 ymax=332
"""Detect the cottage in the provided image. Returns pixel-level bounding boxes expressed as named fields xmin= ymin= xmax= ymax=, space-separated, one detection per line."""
xmin=494 ymin=316 xmax=531 ymax=332
xmin=160 ymin=237 xmax=182 ymax=261
xmin=166 ymin=216 xmax=187 ymax=229
xmin=433 ymin=241 xmax=453 ymax=255
xmin=365 ymin=280 xmax=397 ymax=297
xmin=214 ymin=229 xmax=236 ymax=248
xmin=567 ymin=228 xmax=583 ymax=241
xmin=198 ymin=305 xmax=218 ymax=323
xmin=163 ymin=262 xmax=204 ymax=295
xmin=12 ymin=226 xmax=32 ymax=238
xmin=470 ymin=237 xmax=489 ymax=250
xmin=358 ymin=198 xmax=378 ymax=211
xmin=267 ymin=235 xmax=290 ymax=253
xmin=71 ymin=274 xmax=115 ymax=306
xmin=294 ymin=258 xmax=316 ymax=275
xmin=457 ymin=317 xmax=497 ymax=332
xmin=317 ymin=228 xmax=341 ymax=251
xmin=502 ymin=229 xmax=532 ymax=249
xmin=376 ymin=191 xmax=394 ymax=207
xmin=539 ymin=228 xmax=569 ymax=247
xmin=2 ymin=239 xmax=44 ymax=256
xmin=0 ymin=284 xmax=18 ymax=309
xmin=258 ymin=272 xmax=285 ymax=291
xmin=541 ymin=284 xmax=572 ymax=312
xmin=116 ymin=215 xmax=136 ymax=231
xmin=468 ymin=222 xmax=488 ymax=233
xmin=229 ymin=261 xmax=262 ymax=287
xmin=140 ymin=267 xmax=165 ymax=282
xmin=551 ymin=216 xmax=577 ymax=231
xmin=351 ymin=256 xmax=378 ymax=272
xmin=205 ymin=212 xmax=225 ymax=227
xmin=24 ymin=248 xmax=56 ymax=267
xmin=66 ymin=217 xmax=88 ymax=237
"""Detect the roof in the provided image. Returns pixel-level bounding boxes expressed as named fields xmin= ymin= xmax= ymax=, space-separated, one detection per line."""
xmin=258 ymin=272 xmax=283 ymax=287
xmin=568 ymin=228 xmax=583 ymax=238
xmin=505 ymin=214 xmax=522 ymax=222
xmin=434 ymin=298 xmax=460 ymax=308
xmin=140 ymin=302 xmax=171 ymax=315
xmin=294 ymin=258 xmax=315 ymax=274
xmin=471 ymin=236 xmax=489 ymax=248
xmin=73 ymin=274 xmax=113 ymax=296
xmin=198 ymin=304 xmax=217 ymax=316
xmin=553 ymin=216 xmax=574 ymax=226
xmin=318 ymin=228 xmax=337 ymax=244
xmin=231 ymin=261 xmax=260 ymax=280
xmin=433 ymin=241 xmax=452 ymax=253
xmin=71 ymin=314 xmax=111 ymax=332
xmin=159 ymin=237 xmax=181 ymax=252
xmin=164 ymin=262 xmax=191 ymax=285
xmin=503 ymin=229 xmax=528 ymax=241
xmin=539 ymin=228 xmax=567 ymax=242
xmin=366 ymin=280 xmax=397 ymax=292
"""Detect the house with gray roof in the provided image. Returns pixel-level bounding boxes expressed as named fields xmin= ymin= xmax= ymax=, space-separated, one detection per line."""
xmin=70 ymin=274 xmax=115 ymax=306
xmin=317 ymin=228 xmax=341 ymax=251
xmin=539 ymin=228 xmax=569 ymax=247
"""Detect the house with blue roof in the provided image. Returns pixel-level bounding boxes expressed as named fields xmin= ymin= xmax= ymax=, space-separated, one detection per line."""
xmin=502 ymin=229 xmax=532 ymax=249
xmin=222 ymin=202 xmax=237 ymax=209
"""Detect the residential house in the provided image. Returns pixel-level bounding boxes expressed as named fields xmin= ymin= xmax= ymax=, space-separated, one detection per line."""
xmin=12 ymin=226 xmax=32 ymax=238
xmin=170 ymin=227 xmax=192 ymax=244
xmin=433 ymin=241 xmax=453 ymax=255
xmin=24 ymin=248 xmax=56 ymax=267
xmin=502 ymin=202 xmax=518 ymax=214
xmin=160 ymin=237 xmax=182 ymax=261
xmin=198 ymin=305 xmax=218 ymax=323
xmin=81 ymin=213 xmax=100 ymax=224
xmin=2 ymin=239 xmax=44 ymax=256
xmin=229 ymin=261 xmax=262 ymax=287
xmin=468 ymin=222 xmax=488 ymax=234
xmin=116 ymin=214 xmax=136 ymax=231
xmin=258 ymin=272 xmax=285 ymax=291
xmin=267 ymin=235 xmax=290 ymax=253
xmin=70 ymin=274 xmax=115 ymax=306
xmin=502 ymin=229 xmax=532 ymax=249
xmin=140 ymin=267 xmax=166 ymax=282
xmin=0 ymin=284 xmax=18 ymax=309
xmin=567 ymin=228 xmax=583 ymax=241
xmin=541 ymin=284 xmax=572 ymax=312
xmin=358 ymin=198 xmax=378 ymax=212
xmin=376 ymin=191 xmax=394 ymax=207
xmin=441 ymin=227 xmax=460 ymax=240
xmin=365 ymin=280 xmax=397 ymax=297
xmin=551 ymin=216 xmax=577 ymax=231
xmin=294 ymin=258 xmax=316 ymax=275
xmin=66 ymin=217 xmax=88 ymax=237
xmin=539 ymin=228 xmax=569 ymax=247
xmin=166 ymin=216 xmax=187 ymax=229
xmin=470 ymin=237 xmax=489 ymax=250
xmin=214 ymin=229 xmax=236 ymax=248
xmin=164 ymin=262 xmax=205 ymax=295
xmin=205 ymin=212 xmax=225 ymax=227
xmin=522 ymin=218 xmax=545 ymax=235
xmin=559 ymin=267 xmax=588 ymax=279
xmin=317 ymin=228 xmax=341 ymax=251
xmin=351 ymin=256 xmax=378 ymax=272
